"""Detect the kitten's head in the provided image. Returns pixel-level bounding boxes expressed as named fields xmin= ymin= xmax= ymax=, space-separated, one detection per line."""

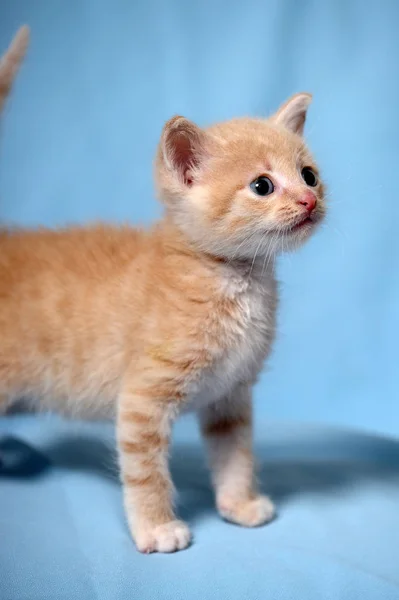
xmin=155 ymin=93 xmax=326 ymax=261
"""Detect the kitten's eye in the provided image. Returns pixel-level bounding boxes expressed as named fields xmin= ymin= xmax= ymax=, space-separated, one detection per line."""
xmin=250 ymin=176 xmax=274 ymax=197
xmin=301 ymin=167 xmax=318 ymax=187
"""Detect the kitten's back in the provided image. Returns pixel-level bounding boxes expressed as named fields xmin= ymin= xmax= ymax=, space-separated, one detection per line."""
xmin=0 ymin=224 xmax=147 ymax=286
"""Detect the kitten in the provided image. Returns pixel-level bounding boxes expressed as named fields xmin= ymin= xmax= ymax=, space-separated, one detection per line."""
xmin=0 ymin=27 xmax=29 ymax=115
xmin=0 ymin=84 xmax=326 ymax=552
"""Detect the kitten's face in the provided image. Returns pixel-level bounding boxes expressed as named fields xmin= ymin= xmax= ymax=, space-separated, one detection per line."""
xmin=156 ymin=93 xmax=326 ymax=261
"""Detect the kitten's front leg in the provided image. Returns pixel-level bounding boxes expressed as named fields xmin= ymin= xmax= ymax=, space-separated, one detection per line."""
xmin=200 ymin=383 xmax=275 ymax=527
xmin=117 ymin=376 xmax=191 ymax=553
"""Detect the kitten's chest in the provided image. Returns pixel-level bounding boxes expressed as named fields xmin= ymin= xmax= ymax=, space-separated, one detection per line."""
xmin=186 ymin=272 xmax=277 ymax=410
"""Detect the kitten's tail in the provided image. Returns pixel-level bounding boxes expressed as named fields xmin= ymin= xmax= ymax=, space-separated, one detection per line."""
xmin=0 ymin=26 xmax=30 ymax=115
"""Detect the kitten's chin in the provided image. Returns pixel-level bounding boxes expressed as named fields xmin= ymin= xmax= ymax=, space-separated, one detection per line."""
xmin=289 ymin=216 xmax=313 ymax=232
xmin=275 ymin=218 xmax=321 ymax=253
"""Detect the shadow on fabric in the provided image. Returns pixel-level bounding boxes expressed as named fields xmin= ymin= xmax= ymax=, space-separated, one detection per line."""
xmin=1 ymin=427 xmax=398 ymax=526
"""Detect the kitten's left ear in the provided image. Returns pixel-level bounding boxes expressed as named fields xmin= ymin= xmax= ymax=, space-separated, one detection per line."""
xmin=160 ymin=116 xmax=210 ymax=187
xmin=271 ymin=92 xmax=312 ymax=136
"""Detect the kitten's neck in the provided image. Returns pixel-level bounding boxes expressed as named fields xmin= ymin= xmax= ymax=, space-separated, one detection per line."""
xmin=157 ymin=216 xmax=275 ymax=282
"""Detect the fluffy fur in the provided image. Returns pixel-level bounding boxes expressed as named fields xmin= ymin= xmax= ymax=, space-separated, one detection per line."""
xmin=0 ymin=34 xmax=326 ymax=553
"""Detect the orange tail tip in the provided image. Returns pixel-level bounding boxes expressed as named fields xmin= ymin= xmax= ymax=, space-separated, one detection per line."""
xmin=0 ymin=25 xmax=30 ymax=113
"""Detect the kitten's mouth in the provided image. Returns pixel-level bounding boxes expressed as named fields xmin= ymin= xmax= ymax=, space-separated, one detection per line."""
xmin=288 ymin=216 xmax=313 ymax=232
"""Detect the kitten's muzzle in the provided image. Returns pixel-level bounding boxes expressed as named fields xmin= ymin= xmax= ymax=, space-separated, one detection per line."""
xmin=296 ymin=190 xmax=317 ymax=213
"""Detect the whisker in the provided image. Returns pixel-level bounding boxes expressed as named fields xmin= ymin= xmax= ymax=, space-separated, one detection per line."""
xmin=226 ymin=230 xmax=258 ymax=265
xmin=261 ymin=233 xmax=276 ymax=277
xmin=249 ymin=236 xmax=264 ymax=277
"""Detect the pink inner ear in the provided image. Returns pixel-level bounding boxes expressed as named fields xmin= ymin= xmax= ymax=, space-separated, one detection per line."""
xmin=171 ymin=131 xmax=199 ymax=186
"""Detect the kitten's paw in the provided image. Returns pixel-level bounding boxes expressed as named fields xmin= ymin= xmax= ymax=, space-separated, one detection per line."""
xmin=218 ymin=494 xmax=276 ymax=527
xmin=135 ymin=520 xmax=192 ymax=554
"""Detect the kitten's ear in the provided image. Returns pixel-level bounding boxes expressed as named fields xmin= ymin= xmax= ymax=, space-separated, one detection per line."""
xmin=0 ymin=26 xmax=30 ymax=114
xmin=271 ymin=92 xmax=312 ymax=136
xmin=160 ymin=116 xmax=209 ymax=186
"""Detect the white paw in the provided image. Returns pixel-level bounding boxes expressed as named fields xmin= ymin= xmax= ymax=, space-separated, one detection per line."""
xmin=135 ymin=520 xmax=192 ymax=554
xmin=218 ymin=494 xmax=276 ymax=527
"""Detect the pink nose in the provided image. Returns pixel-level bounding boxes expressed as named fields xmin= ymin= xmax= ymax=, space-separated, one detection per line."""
xmin=297 ymin=191 xmax=317 ymax=213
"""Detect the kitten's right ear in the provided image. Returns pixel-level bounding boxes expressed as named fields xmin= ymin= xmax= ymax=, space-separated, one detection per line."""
xmin=160 ymin=116 xmax=209 ymax=187
xmin=271 ymin=92 xmax=312 ymax=136
xmin=0 ymin=26 xmax=30 ymax=114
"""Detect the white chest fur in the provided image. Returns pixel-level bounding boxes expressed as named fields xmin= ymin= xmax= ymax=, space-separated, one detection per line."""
xmin=186 ymin=265 xmax=278 ymax=412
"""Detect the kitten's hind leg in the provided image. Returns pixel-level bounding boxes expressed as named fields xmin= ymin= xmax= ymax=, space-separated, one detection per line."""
xmin=0 ymin=393 xmax=11 ymax=467
xmin=117 ymin=367 xmax=191 ymax=554
xmin=0 ymin=392 xmax=11 ymax=414
xmin=199 ymin=383 xmax=275 ymax=527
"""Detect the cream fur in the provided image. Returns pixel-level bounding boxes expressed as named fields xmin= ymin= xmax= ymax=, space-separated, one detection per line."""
xmin=0 ymin=46 xmax=326 ymax=555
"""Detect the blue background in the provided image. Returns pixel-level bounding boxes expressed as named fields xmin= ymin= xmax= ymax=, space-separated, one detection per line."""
xmin=1 ymin=4 xmax=399 ymax=600
xmin=0 ymin=1 xmax=398 ymax=436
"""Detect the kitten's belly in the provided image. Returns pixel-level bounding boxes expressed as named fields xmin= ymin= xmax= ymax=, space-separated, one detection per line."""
xmin=12 ymin=352 xmax=123 ymax=420
xmin=29 ymin=380 xmax=119 ymax=420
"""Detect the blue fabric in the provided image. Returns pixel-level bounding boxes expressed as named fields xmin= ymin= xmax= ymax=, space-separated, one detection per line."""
xmin=0 ymin=2 xmax=399 ymax=598
xmin=1 ymin=415 xmax=399 ymax=599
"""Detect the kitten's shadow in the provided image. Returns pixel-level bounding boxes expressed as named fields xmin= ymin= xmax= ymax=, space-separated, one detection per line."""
xmin=1 ymin=428 xmax=399 ymax=526
xmin=171 ymin=432 xmax=399 ymax=523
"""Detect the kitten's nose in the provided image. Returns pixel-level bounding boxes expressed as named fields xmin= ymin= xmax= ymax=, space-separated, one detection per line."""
xmin=297 ymin=191 xmax=316 ymax=213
